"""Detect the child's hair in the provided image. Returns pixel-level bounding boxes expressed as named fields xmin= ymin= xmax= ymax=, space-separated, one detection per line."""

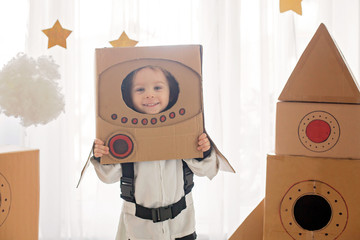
xmin=121 ymin=65 xmax=180 ymax=113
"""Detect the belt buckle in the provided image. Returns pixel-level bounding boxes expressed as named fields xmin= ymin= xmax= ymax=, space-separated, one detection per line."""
xmin=120 ymin=177 xmax=135 ymax=202
xmin=151 ymin=205 xmax=173 ymax=223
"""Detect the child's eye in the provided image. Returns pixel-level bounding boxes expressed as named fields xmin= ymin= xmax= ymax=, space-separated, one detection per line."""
xmin=154 ymin=86 xmax=162 ymax=91
xmin=135 ymin=87 xmax=145 ymax=92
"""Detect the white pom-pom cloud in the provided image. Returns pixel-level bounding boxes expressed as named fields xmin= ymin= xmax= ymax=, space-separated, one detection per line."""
xmin=0 ymin=53 xmax=65 ymax=127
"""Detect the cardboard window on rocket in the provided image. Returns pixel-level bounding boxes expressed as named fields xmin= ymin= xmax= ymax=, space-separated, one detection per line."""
xmin=96 ymin=46 xmax=210 ymax=165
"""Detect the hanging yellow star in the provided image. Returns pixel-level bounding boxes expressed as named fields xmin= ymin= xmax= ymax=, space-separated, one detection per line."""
xmin=42 ymin=20 xmax=72 ymax=49
xmin=280 ymin=0 xmax=302 ymax=15
xmin=109 ymin=31 xmax=138 ymax=47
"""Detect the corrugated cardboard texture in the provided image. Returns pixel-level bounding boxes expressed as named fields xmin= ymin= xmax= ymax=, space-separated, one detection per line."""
xmin=0 ymin=146 xmax=39 ymax=240
xmin=275 ymin=101 xmax=360 ymax=159
xmin=264 ymin=154 xmax=360 ymax=240
xmin=278 ymin=23 xmax=360 ymax=104
xmin=95 ymin=45 xmax=234 ymax=173
xmin=228 ymin=199 xmax=264 ymax=240
xmin=96 ymin=45 xmax=204 ymax=164
xmin=96 ymin=46 xmax=202 ymax=78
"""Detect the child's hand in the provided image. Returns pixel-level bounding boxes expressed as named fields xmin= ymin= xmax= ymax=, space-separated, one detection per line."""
xmin=93 ymin=138 xmax=109 ymax=158
xmin=197 ymin=133 xmax=211 ymax=152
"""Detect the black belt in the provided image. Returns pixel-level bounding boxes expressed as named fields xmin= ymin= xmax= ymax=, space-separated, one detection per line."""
xmin=176 ymin=232 xmax=197 ymax=240
xmin=135 ymin=195 xmax=187 ymax=223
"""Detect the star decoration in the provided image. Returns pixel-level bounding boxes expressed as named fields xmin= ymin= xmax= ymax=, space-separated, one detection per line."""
xmin=280 ymin=0 xmax=302 ymax=15
xmin=42 ymin=20 xmax=72 ymax=49
xmin=109 ymin=31 xmax=138 ymax=47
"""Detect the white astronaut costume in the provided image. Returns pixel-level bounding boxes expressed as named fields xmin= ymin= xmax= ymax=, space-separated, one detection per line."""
xmin=91 ymin=148 xmax=219 ymax=240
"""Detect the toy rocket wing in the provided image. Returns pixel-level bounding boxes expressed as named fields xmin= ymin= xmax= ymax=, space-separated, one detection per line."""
xmin=207 ymin=134 xmax=235 ymax=173
xmin=76 ymin=143 xmax=94 ymax=188
xmin=228 ymin=199 xmax=264 ymax=240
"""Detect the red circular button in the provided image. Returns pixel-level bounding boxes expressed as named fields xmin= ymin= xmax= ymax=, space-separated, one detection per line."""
xmin=179 ymin=108 xmax=186 ymax=115
xmin=169 ymin=112 xmax=175 ymax=119
xmin=306 ymin=120 xmax=331 ymax=143
xmin=142 ymin=118 xmax=148 ymax=125
xmin=121 ymin=117 xmax=128 ymax=123
xmin=151 ymin=118 xmax=157 ymax=125
xmin=132 ymin=118 xmax=138 ymax=125
xmin=108 ymin=134 xmax=134 ymax=159
xmin=111 ymin=114 xmax=118 ymax=120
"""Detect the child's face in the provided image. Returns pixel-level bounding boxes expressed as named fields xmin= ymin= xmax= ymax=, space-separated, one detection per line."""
xmin=131 ymin=68 xmax=170 ymax=114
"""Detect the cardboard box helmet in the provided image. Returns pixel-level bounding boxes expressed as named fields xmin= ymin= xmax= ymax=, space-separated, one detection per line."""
xmin=96 ymin=45 xmax=215 ymax=165
xmin=78 ymin=46 xmax=235 ymax=187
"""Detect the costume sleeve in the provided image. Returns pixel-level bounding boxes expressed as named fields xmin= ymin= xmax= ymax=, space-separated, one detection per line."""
xmin=183 ymin=148 xmax=219 ymax=180
xmin=90 ymin=157 xmax=122 ymax=184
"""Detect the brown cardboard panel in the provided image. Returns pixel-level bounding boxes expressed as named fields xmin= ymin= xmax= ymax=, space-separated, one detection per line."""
xmin=96 ymin=45 xmax=203 ymax=164
xmin=99 ymin=113 xmax=204 ymax=164
xmin=0 ymin=146 xmax=39 ymax=240
xmin=228 ymin=199 xmax=264 ymax=240
xmin=264 ymin=154 xmax=360 ymax=240
xmin=96 ymin=45 xmax=202 ymax=77
xmin=207 ymin=135 xmax=235 ymax=172
xmin=275 ymin=101 xmax=360 ymax=159
xmin=278 ymin=23 xmax=360 ymax=104
xmin=95 ymin=45 xmax=234 ymax=172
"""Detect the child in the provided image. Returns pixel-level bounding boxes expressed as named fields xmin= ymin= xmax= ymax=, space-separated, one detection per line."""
xmin=91 ymin=65 xmax=219 ymax=240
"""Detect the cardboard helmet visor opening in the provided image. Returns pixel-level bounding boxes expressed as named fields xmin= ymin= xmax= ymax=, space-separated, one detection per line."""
xmin=98 ymin=58 xmax=202 ymax=127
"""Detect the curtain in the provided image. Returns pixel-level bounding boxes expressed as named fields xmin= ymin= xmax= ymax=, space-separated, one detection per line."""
xmin=0 ymin=0 xmax=359 ymax=239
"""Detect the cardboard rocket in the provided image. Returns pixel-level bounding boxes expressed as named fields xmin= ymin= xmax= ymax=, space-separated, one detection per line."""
xmin=229 ymin=23 xmax=360 ymax=239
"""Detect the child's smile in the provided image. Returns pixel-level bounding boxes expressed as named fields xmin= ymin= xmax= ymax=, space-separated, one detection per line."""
xmin=143 ymin=102 xmax=160 ymax=107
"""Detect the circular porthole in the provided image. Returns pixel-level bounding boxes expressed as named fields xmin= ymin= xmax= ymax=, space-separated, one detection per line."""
xmin=293 ymin=195 xmax=332 ymax=231
xmin=298 ymin=111 xmax=340 ymax=152
xmin=108 ymin=134 xmax=134 ymax=159
xmin=280 ymin=180 xmax=348 ymax=239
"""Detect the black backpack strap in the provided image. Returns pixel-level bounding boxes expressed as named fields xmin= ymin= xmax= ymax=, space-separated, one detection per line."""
xmin=120 ymin=162 xmax=135 ymax=203
xmin=182 ymin=160 xmax=194 ymax=195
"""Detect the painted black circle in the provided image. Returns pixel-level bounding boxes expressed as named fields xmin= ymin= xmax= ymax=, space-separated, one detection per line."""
xmin=151 ymin=118 xmax=157 ymax=125
xmin=294 ymin=195 xmax=332 ymax=231
xmin=142 ymin=118 xmax=148 ymax=125
xmin=111 ymin=114 xmax=118 ymax=120
xmin=113 ymin=139 xmax=129 ymax=155
xmin=108 ymin=134 xmax=134 ymax=159
xmin=179 ymin=108 xmax=186 ymax=115
xmin=169 ymin=112 xmax=176 ymax=119
xmin=121 ymin=117 xmax=128 ymax=123
xmin=132 ymin=118 xmax=138 ymax=124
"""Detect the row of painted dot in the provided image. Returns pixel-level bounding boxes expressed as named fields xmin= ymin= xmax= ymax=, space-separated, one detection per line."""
xmin=111 ymin=108 xmax=186 ymax=125
xmin=1 ymin=183 xmax=9 ymax=214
